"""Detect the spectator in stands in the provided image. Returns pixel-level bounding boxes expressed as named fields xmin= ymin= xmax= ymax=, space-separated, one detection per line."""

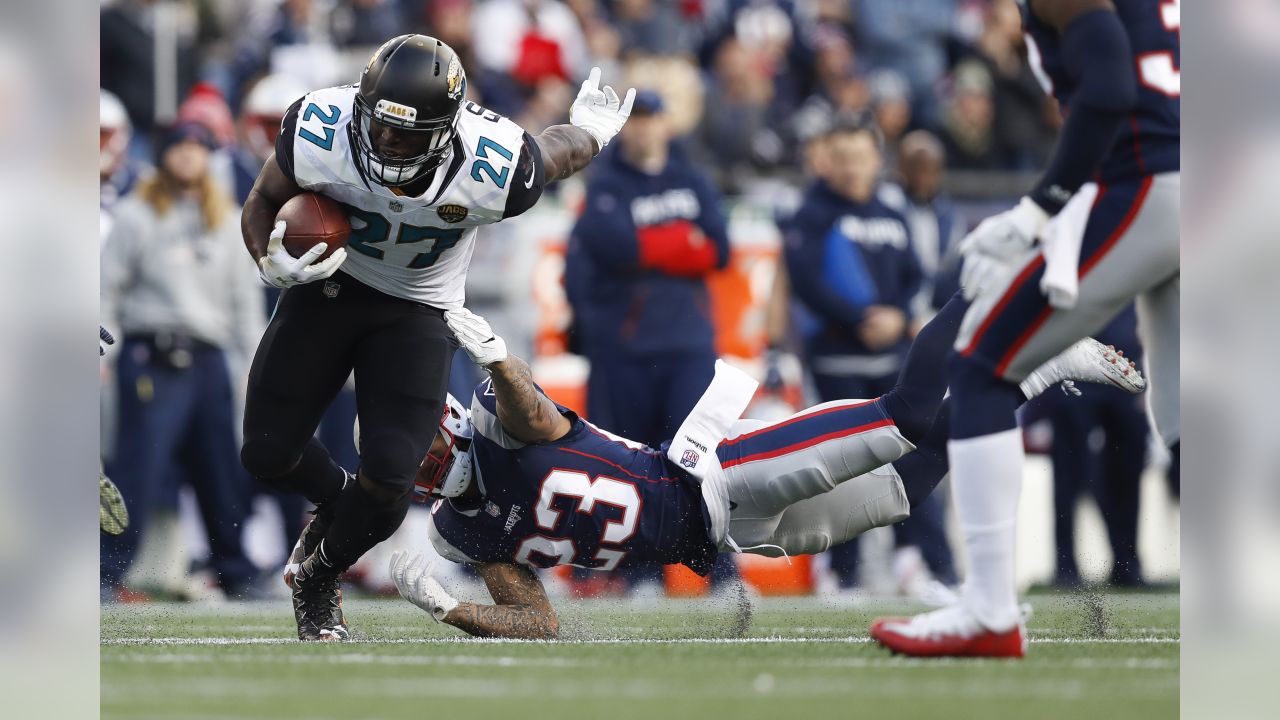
xmin=1048 ymin=307 xmax=1150 ymax=587
xmin=100 ymin=122 xmax=266 ymax=600
xmin=885 ymin=129 xmax=962 ymax=595
xmin=970 ymin=0 xmax=1058 ymax=170
xmin=852 ymin=0 xmax=957 ymax=129
xmin=330 ymin=0 xmax=404 ymax=47
xmin=895 ymin=130 xmax=961 ymax=323
xmin=869 ymin=69 xmax=913 ymax=174
xmin=782 ymin=118 xmax=925 ymax=591
xmin=606 ymin=0 xmax=698 ymax=56
xmin=472 ymin=0 xmax=589 ymax=88
xmin=100 ymin=89 xmax=147 ymax=238
xmin=696 ymin=37 xmax=787 ymax=189
xmin=564 ymin=90 xmax=739 ymax=592
xmin=940 ymin=60 xmax=1008 ymax=170
xmin=101 ymin=0 xmax=200 ymax=155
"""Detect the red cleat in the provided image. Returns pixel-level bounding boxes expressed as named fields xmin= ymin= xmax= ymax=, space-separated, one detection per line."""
xmin=870 ymin=605 xmax=1027 ymax=658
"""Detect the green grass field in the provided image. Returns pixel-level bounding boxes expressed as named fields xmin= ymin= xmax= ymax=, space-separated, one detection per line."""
xmin=101 ymin=591 xmax=1178 ymax=720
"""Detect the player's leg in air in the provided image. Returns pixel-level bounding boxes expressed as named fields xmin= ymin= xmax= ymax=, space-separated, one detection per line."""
xmin=707 ymin=293 xmax=1145 ymax=559
xmin=869 ymin=0 xmax=1180 ymax=658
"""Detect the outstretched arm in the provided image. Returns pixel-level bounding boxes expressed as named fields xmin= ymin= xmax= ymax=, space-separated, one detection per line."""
xmin=535 ymin=125 xmax=601 ymax=183
xmin=444 ymin=562 xmax=560 ymax=640
xmin=390 ymin=551 xmax=559 ymax=640
xmin=445 ymin=309 xmax=572 ymax=444
xmin=537 ymin=67 xmax=635 ymax=182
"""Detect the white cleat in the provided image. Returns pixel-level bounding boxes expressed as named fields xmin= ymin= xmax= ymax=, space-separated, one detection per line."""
xmin=1024 ymin=337 xmax=1146 ymax=397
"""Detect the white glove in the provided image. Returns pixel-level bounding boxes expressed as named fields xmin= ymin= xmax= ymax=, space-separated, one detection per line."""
xmin=445 ymin=308 xmax=508 ymax=367
xmin=569 ymin=67 xmax=636 ymax=153
xmin=389 ymin=550 xmax=459 ymax=622
xmin=958 ymin=197 xmax=1051 ymax=300
xmin=257 ymin=220 xmax=348 ymax=289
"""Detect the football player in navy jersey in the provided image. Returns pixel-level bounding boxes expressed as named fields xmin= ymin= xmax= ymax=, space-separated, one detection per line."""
xmin=381 ymin=304 xmax=1142 ymax=639
xmin=872 ymin=0 xmax=1179 ymax=658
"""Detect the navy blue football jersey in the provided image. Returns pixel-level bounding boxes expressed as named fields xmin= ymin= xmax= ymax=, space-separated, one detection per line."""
xmin=1022 ymin=0 xmax=1180 ymax=183
xmin=428 ymin=378 xmax=719 ymax=575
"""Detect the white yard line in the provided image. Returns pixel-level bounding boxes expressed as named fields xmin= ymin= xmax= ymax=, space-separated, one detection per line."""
xmin=102 ymin=635 xmax=1179 ymax=646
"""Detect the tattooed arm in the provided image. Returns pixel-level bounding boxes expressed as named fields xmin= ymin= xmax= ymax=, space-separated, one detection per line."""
xmin=487 ymin=353 xmax=573 ymax=444
xmin=534 ymin=125 xmax=600 ymax=183
xmin=442 ymin=562 xmax=559 ymax=640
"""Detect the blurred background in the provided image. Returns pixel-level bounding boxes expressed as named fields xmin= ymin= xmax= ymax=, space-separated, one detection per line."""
xmin=97 ymin=0 xmax=1180 ymax=606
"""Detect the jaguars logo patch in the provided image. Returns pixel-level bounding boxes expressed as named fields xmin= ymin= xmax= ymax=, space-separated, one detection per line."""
xmin=437 ymin=204 xmax=468 ymax=223
xmin=445 ymin=55 xmax=465 ymax=100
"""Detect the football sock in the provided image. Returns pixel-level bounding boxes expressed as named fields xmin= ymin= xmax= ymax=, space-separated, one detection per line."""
xmin=318 ymin=477 xmax=411 ymax=572
xmin=950 ymin=428 xmax=1024 ymax=632
xmin=879 ymin=292 xmax=969 ymax=444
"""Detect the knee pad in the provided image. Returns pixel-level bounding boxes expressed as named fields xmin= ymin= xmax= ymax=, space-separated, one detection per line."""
xmin=356 ymin=429 xmax=423 ymax=500
xmin=240 ymin=438 xmax=301 ymax=481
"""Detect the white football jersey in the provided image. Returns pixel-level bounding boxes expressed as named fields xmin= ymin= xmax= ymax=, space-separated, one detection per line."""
xmin=287 ymin=84 xmax=528 ymax=308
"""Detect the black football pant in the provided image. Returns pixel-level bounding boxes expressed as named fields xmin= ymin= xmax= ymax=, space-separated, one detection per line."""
xmin=241 ymin=271 xmax=455 ymax=571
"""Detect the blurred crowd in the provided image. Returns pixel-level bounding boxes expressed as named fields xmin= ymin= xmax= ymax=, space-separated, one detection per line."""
xmin=99 ymin=0 xmax=1175 ymax=602
xmin=101 ymin=0 xmax=1062 ymax=194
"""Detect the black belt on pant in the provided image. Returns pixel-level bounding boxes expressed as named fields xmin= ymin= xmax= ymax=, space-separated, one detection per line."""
xmin=124 ymin=332 xmax=219 ymax=370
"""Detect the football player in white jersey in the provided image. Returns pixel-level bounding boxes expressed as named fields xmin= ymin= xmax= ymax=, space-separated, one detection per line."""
xmin=237 ymin=34 xmax=634 ymax=641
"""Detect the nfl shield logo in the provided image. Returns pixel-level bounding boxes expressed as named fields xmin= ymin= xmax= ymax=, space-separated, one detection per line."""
xmin=388 ymin=199 xmax=404 ymax=212
xmin=485 ymin=502 xmax=501 ymax=517
xmin=680 ymin=449 xmax=700 ymax=469
xmin=322 ymin=281 xmax=340 ymax=298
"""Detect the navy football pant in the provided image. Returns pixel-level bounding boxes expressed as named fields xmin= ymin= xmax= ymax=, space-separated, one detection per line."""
xmin=102 ymin=341 xmax=256 ymax=592
xmin=1047 ymin=386 xmax=1149 ymax=585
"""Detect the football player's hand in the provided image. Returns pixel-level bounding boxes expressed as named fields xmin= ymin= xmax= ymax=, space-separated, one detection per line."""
xmin=859 ymin=306 xmax=907 ymax=350
xmin=570 ymin=67 xmax=636 ymax=153
xmin=257 ymin=220 xmax=347 ymax=288
xmin=958 ymin=197 xmax=1050 ymax=300
xmin=389 ymin=550 xmax=459 ymax=622
xmin=445 ymin=308 xmax=508 ymax=367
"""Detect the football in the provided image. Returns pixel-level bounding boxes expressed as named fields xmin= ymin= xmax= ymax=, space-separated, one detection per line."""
xmin=275 ymin=192 xmax=351 ymax=261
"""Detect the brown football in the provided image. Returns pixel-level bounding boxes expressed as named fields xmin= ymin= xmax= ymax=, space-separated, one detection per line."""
xmin=275 ymin=192 xmax=352 ymax=261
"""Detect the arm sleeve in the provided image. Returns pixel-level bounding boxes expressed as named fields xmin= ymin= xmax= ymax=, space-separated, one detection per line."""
xmin=1028 ymin=8 xmax=1138 ymax=214
xmin=502 ymin=132 xmax=547 ymax=219
xmin=274 ymin=98 xmax=303 ymax=186
xmin=782 ymin=212 xmax=870 ymax=326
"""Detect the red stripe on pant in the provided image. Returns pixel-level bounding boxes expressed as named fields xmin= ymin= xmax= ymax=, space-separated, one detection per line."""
xmin=992 ymin=176 xmax=1155 ymax=377
xmin=719 ymin=418 xmax=896 ymax=470
xmin=959 ymin=254 xmax=1046 ymax=358
xmin=718 ymin=399 xmax=878 ymax=449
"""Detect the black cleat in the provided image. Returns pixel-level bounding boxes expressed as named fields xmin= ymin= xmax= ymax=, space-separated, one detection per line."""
xmin=291 ymin=550 xmax=348 ymax=642
xmin=282 ymin=504 xmax=335 ymax=590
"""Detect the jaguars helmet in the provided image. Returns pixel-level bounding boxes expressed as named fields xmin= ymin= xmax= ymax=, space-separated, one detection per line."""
xmin=353 ymin=34 xmax=468 ymax=186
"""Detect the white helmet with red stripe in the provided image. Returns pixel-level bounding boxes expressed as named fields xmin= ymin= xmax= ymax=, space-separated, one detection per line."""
xmin=352 ymin=393 xmax=474 ymax=501
xmin=417 ymin=394 xmax=475 ymax=499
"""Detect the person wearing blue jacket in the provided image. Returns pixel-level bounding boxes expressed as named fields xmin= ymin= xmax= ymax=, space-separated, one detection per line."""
xmin=564 ymin=90 xmax=737 ymax=592
xmin=783 ymin=117 xmax=927 ymax=591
